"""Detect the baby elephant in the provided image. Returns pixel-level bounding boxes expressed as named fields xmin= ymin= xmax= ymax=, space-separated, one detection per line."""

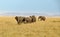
xmin=38 ymin=16 xmax=46 ymax=21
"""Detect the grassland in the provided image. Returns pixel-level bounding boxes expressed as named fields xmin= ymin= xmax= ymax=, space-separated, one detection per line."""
xmin=0 ymin=16 xmax=60 ymax=37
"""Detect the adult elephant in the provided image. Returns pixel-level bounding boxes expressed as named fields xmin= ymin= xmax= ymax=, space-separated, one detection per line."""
xmin=15 ymin=16 xmax=25 ymax=24
xmin=30 ymin=15 xmax=36 ymax=22
xmin=38 ymin=16 xmax=46 ymax=21
xmin=24 ymin=17 xmax=32 ymax=23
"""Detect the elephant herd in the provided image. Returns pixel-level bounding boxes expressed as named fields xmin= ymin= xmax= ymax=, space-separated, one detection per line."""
xmin=15 ymin=15 xmax=46 ymax=24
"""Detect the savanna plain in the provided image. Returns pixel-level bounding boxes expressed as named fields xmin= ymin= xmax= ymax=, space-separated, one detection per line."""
xmin=0 ymin=16 xmax=60 ymax=37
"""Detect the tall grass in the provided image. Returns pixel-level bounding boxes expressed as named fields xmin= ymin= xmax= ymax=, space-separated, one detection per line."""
xmin=0 ymin=16 xmax=60 ymax=37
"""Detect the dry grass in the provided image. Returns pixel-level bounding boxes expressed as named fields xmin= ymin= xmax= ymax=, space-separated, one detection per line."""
xmin=0 ymin=16 xmax=60 ymax=37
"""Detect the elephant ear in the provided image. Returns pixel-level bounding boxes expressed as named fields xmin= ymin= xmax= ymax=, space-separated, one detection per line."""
xmin=15 ymin=16 xmax=18 ymax=22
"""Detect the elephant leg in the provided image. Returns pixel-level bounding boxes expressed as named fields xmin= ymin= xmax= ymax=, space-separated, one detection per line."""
xmin=43 ymin=19 xmax=45 ymax=21
xmin=17 ymin=21 xmax=20 ymax=24
xmin=23 ymin=19 xmax=26 ymax=24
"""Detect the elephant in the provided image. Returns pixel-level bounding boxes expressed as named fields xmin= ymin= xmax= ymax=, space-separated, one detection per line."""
xmin=38 ymin=16 xmax=46 ymax=21
xmin=29 ymin=15 xmax=36 ymax=22
xmin=15 ymin=16 xmax=25 ymax=24
xmin=24 ymin=17 xmax=32 ymax=23
xmin=15 ymin=15 xmax=36 ymax=24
